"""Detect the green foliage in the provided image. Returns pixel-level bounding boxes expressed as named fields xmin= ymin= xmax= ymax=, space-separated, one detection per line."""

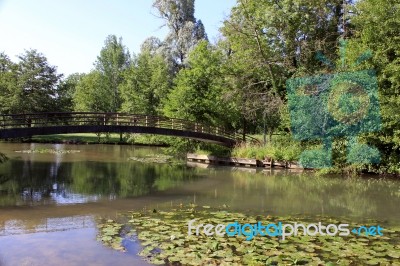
xmin=299 ymin=149 xmax=332 ymax=169
xmin=0 ymin=53 xmax=18 ymax=114
xmin=194 ymin=143 xmax=231 ymax=157
xmin=347 ymin=143 xmax=380 ymax=164
xmin=125 ymin=134 xmax=168 ymax=146
xmin=95 ymin=35 xmax=131 ymax=112
xmin=343 ymin=0 xmax=400 ymax=173
xmin=120 ymin=51 xmax=171 ymax=115
xmin=164 ymin=41 xmax=237 ymax=127
xmin=218 ymin=0 xmax=349 ymax=138
xmin=74 ymin=71 xmax=112 ymax=112
xmin=162 ymin=137 xmax=196 ymax=156
xmin=0 ymin=50 xmax=63 ymax=114
xmin=57 ymin=73 xmax=84 ymax=112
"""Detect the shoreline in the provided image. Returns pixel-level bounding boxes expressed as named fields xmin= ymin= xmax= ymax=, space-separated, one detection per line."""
xmin=187 ymin=153 xmax=305 ymax=170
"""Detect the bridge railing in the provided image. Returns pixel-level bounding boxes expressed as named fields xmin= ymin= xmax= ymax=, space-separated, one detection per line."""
xmin=0 ymin=112 xmax=248 ymax=142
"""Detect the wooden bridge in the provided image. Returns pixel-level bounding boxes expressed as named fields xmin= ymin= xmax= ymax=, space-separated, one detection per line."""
xmin=0 ymin=112 xmax=250 ymax=147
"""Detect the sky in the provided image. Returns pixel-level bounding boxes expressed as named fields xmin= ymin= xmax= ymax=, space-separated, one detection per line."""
xmin=0 ymin=0 xmax=236 ymax=76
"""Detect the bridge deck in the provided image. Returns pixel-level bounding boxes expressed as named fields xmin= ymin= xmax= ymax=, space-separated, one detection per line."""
xmin=0 ymin=112 xmax=246 ymax=147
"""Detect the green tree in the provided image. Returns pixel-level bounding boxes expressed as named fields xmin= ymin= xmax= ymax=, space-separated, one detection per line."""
xmin=120 ymin=49 xmax=172 ymax=115
xmin=164 ymin=41 xmax=236 ymax=127
xmin=56 ymin=73 xmax=84 ymax=112
xmin=0 ymin=50 xmax=62 ymax=114
xmin=73 ymin=71 xmax=111 ymax=112
xmin=95 ymin=35 xmax=130 ymax=112
xmin=0 ymin=52 xmax=18 ymax=114
xmin=220 ymin=0 xmax=351 ymax=137
xmin=345 ymin=0 xmax=400 ymax=173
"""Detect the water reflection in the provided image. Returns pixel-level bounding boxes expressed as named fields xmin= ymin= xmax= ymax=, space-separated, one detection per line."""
xmin=173 ymin=166 xmax=400 ymax=222
xmin=0 ymin=215 xmax=94 ymax=236
xmin=0 ymin=153 xmax=200 ymax=207
xmin=227 ymin=170 xmax=400 ymax=220
xmin=0 ymin=228 xmax=150 ymax=266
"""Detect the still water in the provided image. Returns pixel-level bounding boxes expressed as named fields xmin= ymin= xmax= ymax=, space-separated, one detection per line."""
xmin=0 ymin=143 xmax=399 ymax=265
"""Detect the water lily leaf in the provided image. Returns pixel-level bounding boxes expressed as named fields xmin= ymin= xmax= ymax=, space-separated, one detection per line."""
xmin=95 ymin=207 xmax=400 ymax=265
xmin=387 ymin=251 xmax=400 ymax=259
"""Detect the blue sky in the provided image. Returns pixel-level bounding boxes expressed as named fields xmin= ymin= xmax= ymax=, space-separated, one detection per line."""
xmin=0 ymin=0 xmax=236 ymax=76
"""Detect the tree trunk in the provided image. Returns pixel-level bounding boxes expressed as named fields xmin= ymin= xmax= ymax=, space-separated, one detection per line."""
xmin=263 ymin=113 xmax=267 ymax=145
xmin=242 ymin=116 xmax=246 ymax=142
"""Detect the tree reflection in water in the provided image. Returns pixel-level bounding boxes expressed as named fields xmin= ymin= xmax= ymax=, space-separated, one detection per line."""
xmin=0 ymin=157 xmax=201 ymax=207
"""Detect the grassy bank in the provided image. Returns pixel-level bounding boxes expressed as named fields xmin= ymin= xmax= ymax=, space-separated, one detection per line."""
xmin=193 ymin=135 xmax=392 ymax=175
xmin=194 ymin=135 xmax=303 ymax=163
xmin=231 ymin=142 xmax=302 ymax=162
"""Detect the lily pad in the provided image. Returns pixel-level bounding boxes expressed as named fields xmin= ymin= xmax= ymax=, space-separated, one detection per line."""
xmin=96 ymin=206 xmax=400 ymax=265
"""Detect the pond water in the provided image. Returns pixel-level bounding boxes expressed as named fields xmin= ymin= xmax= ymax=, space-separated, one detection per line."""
xmin=0 ymin=143 xmax=399 ymax=265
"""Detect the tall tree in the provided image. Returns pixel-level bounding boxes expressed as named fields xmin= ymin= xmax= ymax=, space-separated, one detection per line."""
xmin=56 ymin=73 xmax=84 ymax=112
xmin=0 ymin=52 xmax=18 ymax=114
xmin=120 ymin=46 xmax=172 ymax=115
xmin=73 ymin=71 xmax=111 ymax=112
xmin=95 ymin=35 xmax=130 ymax=112
xmin=163 ymin=41 xmax=237 ymax=127
xmin=1 ymin=50 xmax=63 ymax=114
xmin=153 ymin=0 xmax=208 ymax=71
xmin=345 ymin=0 xmax=400 ymax=172
xmin=220 ymin=0 xmax=351 ymax=137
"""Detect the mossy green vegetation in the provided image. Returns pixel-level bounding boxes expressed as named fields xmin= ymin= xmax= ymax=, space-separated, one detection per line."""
xmin=128 ymin=154 xmax=182 ymax=165
xmin=97 ymin=207 xmax=400 ymax=265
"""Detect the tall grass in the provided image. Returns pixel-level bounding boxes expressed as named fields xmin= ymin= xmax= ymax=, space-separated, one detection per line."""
xmin=232 ymin=137 xmax=302 ymax=162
